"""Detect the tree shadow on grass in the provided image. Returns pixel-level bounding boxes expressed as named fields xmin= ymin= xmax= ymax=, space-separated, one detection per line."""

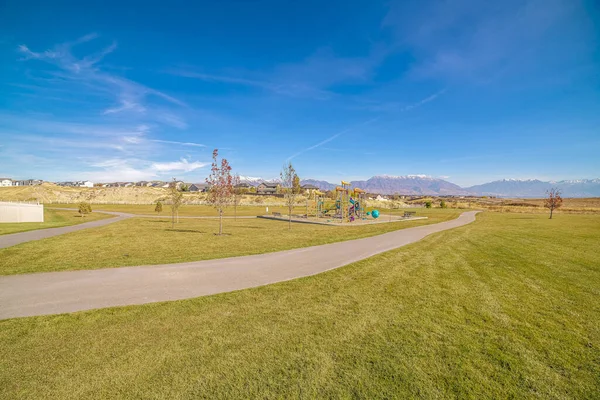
xmin=166 ymin=229 xmax=206 ymax=233
xmin=231 ymin=225 xmax=267 ymax=230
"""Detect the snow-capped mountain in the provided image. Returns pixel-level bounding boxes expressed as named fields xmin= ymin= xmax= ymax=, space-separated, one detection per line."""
xmin=350 ymin=175 xmax=470 ymax=195
xmin=237 ymin=176 xmax=280 ymax=186
xmin=240 ymin=174 xmax=600 ymax=197
xmin=466 ymin=179 xmax=600 ymax=197
xmin=299 ymin=179 xmax=337 ymax=191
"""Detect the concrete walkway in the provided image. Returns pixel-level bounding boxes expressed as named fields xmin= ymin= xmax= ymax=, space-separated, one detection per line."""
xmin=0 ymin=211 xmax=133 ymax=249
xmin=0 ymin=211 xmax=478 ymax=319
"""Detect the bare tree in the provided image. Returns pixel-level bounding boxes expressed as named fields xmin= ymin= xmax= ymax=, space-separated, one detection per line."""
xmin=232 ymin=174 xmax=241 ymax=221
xmin=169 ymin=178 xmax=183 ymax=228
xmin=280 ymin=162 xmax=300 ymax=230
xmin=206 ymin=149 xmax=234 ymax=235
xmin=544 ymin=188 xmax=563 ymax=219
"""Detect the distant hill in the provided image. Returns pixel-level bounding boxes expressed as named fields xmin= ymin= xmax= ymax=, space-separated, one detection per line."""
xmin=299 ymin=179 xmax=336 ymax=191
xmin=467 ymin=179 xmax=600 ymax=198
xmin=349 ymin=175 xmax=470 ymax=195
xmin=246 ymin=174 xmax=600 ymax=197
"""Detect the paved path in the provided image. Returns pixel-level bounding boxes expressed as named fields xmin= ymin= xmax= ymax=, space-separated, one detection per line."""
xmin=0 ymin=211 xmax=479 ymax=319
xmin=0 ymin=211 xmax=133 ymax=249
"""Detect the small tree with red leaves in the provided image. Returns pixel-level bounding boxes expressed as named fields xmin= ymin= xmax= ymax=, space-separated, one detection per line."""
xmin=544 ymin=188 xmax=563 ymax=219
xmin=206 ymin=149 xmax=234 ymax=235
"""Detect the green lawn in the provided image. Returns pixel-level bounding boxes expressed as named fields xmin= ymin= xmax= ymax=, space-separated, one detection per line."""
xmin=0 ymin=212 xmax=598 ymax=399
xmin=49 ymin=203 xmax=322 ymax=216
xmin=0 ymin=208 xmax=112 ymax=236
xmin=48 ymin=202 xmax=426 ymax=217
xmin=0 ymin=209 xmax=459 ymax=275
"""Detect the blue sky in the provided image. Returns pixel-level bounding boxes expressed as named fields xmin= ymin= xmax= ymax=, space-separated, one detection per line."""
xmin=0 ymin=0 xmax=598 ymax=186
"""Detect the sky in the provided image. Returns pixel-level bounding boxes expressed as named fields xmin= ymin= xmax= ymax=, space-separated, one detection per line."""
xmin=0 ymin=0 xmax=599 ymax=187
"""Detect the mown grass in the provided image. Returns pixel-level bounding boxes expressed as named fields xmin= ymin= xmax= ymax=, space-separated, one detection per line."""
xmin=0 ymin=209 xmax=459 ymax=275
xmin=0 ymin=212 xmax=598 ymax=399
xmin=0 ymin=208 xmax=112 ymax=236
xmin=49 ymin=203 xmax=321 ymax=216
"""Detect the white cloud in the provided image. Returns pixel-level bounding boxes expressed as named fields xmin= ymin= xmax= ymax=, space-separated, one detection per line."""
xmin=150 ymin=158 xmax=207 ymax=173
xmin=86 ymin=157 xmax=208 ymax=182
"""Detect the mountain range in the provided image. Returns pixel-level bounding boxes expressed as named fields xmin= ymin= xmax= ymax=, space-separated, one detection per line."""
xmin=238 ymin=176 xmax=600 ymax=197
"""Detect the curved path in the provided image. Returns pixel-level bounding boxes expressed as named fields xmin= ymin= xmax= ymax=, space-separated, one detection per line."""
xmin=0 ymin=211 xmax=133 ymax=250
xmin=0 ymin=211 xmax=479 ymax=319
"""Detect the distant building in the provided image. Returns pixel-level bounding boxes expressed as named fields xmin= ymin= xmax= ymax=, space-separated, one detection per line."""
xmin=301 ymin=184 xmax=319 ymax=194
xmin=0 ymin=178 xmax=13 ymax=187
xmin=189 ymin=183 xmax=210 ymax=192
xmin=79 ymin=181 xmax=94 ymax=188
xmin=13 ymin=179 xmax=42 ymax=186
xmin=257 ymin=182 xmax=279 ymax=194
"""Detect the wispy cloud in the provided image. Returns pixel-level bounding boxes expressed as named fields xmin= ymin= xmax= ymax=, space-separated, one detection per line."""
xmin=150 ymin=139 xmax=205 ymax=147
xmin=86 ymin=157 xmax=208 ymax=182
xmin=401 ymin=88 xmax=447 ymax=111
xmin=287 ymin=117 xmax=379 ymax=161
xmin=17 ymin=34 xmax=187 ymax=118
xmin=383 ymin=0 xmax=588 ymax=83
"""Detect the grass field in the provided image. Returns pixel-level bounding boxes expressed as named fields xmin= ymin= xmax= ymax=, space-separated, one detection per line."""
xmin=0 ymin=208 xmax=112 ymax=236
xmin=50 ymin=203 xmax=320 ymax=216
xmin=0 ymin=212 xmax=598 ymax=399
xmin=0 ymin=209 xmax=459 ymax=275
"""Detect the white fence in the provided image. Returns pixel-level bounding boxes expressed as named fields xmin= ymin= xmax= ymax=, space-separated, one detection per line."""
xmin=0 ymin=201 xmax=44 ymax=223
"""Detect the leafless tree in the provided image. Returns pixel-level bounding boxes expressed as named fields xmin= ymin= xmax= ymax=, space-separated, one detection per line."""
xmin=206 ymin=149 xmax=234 ymax=235
xmin=544 ymin=188 xmax=563 ymax=219
xmin=280 ymin=162 xmax=300 ymax=230
xmin=169 ymin=178 xmax=183 ymax=228
xmin=232 ymin=174 xmax=241 ymax=221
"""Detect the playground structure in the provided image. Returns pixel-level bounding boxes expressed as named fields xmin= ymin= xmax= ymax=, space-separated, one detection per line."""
xmin=306 ymin=181 xmax=379 ymax=223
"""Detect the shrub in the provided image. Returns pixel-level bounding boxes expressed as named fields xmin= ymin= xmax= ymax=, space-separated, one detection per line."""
xmin=155 ymin=200 xmax=163 ymax=214
xmin=425 ymin=201 xmax=432 ymax=209
xmin=78 ymin=202 xmax=92 ymax=217
xmin=440 ymin=200 xmax=447 ymax=208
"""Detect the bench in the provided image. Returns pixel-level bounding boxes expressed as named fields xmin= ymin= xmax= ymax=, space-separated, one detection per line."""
xmin=272 ymin=212 xmax=282 ymax=217
xmin=403 ymin=211 xmax=417 ymax=218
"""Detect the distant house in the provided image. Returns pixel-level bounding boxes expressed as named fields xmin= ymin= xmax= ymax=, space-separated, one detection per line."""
xmin=0 ymin=178 xmax=13 ymax=187
xmin=79 ymin=181 xmax=94 ymax=188
xmin=301 ymin=184 xmax=319 ymax=194
xmin=189 ymin=183 xmax=210 ymax=192
xmin=150 ymin=182 xmax=163 ymax=188
xmin=136 ymin=181 xmax=150 ymax=187
xmin=235 ymin=182 xmax=252 ymax=189
xmin=57 ymin=181 xmax=75 ymax=187
xmin=13 ymin=179 xmax=42 ymax=186
xmin=257 ymin=182 xmax=279 ymax=194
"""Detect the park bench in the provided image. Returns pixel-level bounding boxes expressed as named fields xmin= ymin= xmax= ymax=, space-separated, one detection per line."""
xmin=403 ymin=211 xmax=417 ymax=218
xmin=272 ymin=212 xmax=282 ymax=217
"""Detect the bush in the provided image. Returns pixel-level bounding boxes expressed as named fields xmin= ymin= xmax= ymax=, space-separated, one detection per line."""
xmin=425 ymin=201 xmax=432 ymax=209
xmin=78 ymin=202 xmax=92 ymax=217
xmin=440 ymin=200 xmax=447 ymax=209
xmin=155 ymin=201 xmax=163 ymax=214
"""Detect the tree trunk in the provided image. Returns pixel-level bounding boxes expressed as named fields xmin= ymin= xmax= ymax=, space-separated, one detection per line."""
xmin=288 ymin=203 xmax=292 ymax=230
xmin=549 ymin=207 xmax=553 ymax=219
xmin=219 ymin=209 xmax=223 ymax=235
